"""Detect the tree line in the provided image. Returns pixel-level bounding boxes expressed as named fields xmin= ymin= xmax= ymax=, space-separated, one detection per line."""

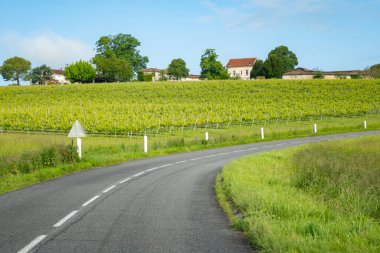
xmin=1 ymin=33 xmax=379 ymax=85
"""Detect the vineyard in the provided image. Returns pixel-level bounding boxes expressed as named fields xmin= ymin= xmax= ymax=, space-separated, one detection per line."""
xmin=0 ymin=79 xmax=379 ymax=134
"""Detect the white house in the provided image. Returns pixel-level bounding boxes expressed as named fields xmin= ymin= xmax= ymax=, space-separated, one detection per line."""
xmin=226 ymin=58 xmax=257 ymax=80
xmin=52 ymin=70 xmax=70 ymax=84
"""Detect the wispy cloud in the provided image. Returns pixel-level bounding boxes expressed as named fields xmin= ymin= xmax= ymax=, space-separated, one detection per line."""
xmin=201 ymin=0 xmax=331 ymax=30
xmin=0 ymin=31 xmax=94 ymax=68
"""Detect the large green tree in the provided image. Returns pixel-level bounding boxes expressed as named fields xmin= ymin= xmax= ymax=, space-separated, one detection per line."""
xmin=167 ymin=58 xmax=189 ymax=80
xmin=30 ymin=64 xmax=54 ymax=85
xmin=200 ymin=49 xmax=229 ymax=80
xmin=93 ymin=34 xmax=148 ymax=78
xmin=64 ymin=60 xmax=96 ymax=83
xmin=250 ymin=59 xmax=266 ymax=79
xmin=93 ymin=55 xmax=133 ymax=82
xmin=368 ymin=64 xmax=380 ymax=78
xmin=0 ymin=56 xmax=31 ymax=85
xmin=264 ymin=46 xmax=298 ymax=78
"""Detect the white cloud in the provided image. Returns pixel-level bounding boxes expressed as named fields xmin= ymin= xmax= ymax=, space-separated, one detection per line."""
xmin=0 ymin=31 xmax=94 ymax=68
xmin=201 ymin=0 xmax=331 ymax=30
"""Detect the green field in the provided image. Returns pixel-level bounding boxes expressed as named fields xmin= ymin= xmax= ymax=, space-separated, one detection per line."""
xmin=1 ymin=79 xmax=380 ymax=194
xmin=216 ymin=135 xmax=380 ymax=252
xmin=0 ymin=79 xmax=379 ymax=134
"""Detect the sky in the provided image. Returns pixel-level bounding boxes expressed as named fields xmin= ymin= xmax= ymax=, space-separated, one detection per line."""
xmin=0 ymin=0 xmax=380 ymax=85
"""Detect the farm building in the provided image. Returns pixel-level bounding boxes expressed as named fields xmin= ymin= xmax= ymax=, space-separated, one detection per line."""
xmin=226 ymin=58 xmax=257 ymax=80
xmin=52 ymin=70 xmax=70 ymax=84
xmin=282 ymin=68 xmax=362 ymax=80
xmin=139 ymin=68 xmax=163 ymax=81
xmin=182 ymin=74 xmax=201 ymax=81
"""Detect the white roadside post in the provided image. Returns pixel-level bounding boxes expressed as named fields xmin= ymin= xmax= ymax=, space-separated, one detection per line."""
xmin=261 ymin=127 xmax=265 ymax=140
xmin=364 ymin=120 xmax=367 ymax=130
xmin=144 ymin=134 xmax=148 ymax=153
xmin=205 ymin=132 xmax=209 ymax=141
xmin=314 ymin=124 xmax=318 ymax=134
xmin=68 ymin=120 xmax=87 ymax=160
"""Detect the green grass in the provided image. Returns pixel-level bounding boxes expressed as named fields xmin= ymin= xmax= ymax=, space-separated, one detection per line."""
xmin=216 ymin=135 xmax=380 ymax=252
xmin=1 ymin=115 xmax=380 ymax=195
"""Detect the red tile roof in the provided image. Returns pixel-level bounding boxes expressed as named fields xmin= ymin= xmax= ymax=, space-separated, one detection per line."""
xmin=283 ymin=67 xmax=361 ymax=76
xmin=187 ymin=74 xmax=200 ymax=79
xmin=227 ymin=58 xmax=257 ymax=68
xmin=54 ymin=70 xmax=64 ymax=75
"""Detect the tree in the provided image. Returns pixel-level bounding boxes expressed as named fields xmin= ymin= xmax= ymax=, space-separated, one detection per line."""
xmin=167 ymin=58 xmax=189 ymax=80
xmin=0 ymin=56 xmax=31 ymax=85
xmin=30 ymin=65 xmax=54 ymax=85
xmin=368 ymin=64 xmax=380 ymax=78
xmin=200 ymin=49 xmax=230 ymax=80
xmin=250 ymin=59 xmax=266 ymax=79
xmin=264 ymin=46 xmax=298 ymax=78
xmin=313 ymin=71 xmax=324 ymax=79
xmin=64 ymin=60 xmax=96 ymax=83
xmin=93 ymin=55 xmax=133 ymax=82
xmin=94 ymin=33 xmax=149 ymax=75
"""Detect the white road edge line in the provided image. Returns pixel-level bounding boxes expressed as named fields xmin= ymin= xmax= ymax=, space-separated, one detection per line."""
xmin=17 ymin=234 xmax=47 ymax=253
xmin=53 ymin=210 xmax=78 ymax=228
xmin=119 ymin=177 xmax=131 ymax=184
xmin=175 ymin=161 xmax=187 ymax=164
xmin=102 ymin=185 xmax=116 ymax=193
xmin=82 ymin=195 xmax=100 ymax=207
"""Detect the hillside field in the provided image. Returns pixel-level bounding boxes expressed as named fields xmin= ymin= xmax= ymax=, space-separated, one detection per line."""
xmin=0 ymin=79 xmax=379 ymax=134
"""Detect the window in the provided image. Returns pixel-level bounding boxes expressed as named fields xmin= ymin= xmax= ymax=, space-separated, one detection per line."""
xmin=246 ymin=70 xmax=249 ymax=76
xmin=233 ymin=71 xmax=236 ymax=76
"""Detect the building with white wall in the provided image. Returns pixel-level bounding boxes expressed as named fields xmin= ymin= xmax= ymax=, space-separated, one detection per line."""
xmin=226 ymin=58 xmax=257 ymax=80
xmin=282 ymin=68 xmax=362 ymax=80
xmin=52 ymin=70 xmax=70 ymax=84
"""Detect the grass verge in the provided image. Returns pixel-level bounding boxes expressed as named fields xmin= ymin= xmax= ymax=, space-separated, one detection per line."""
xmin=1 ymin=115 xmax=379 ymax=196
xmin=216 ymin=135 xmax=380 ymax=253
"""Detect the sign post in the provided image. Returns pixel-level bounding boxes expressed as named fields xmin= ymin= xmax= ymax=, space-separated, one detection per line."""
xmin=68 ymin=120 xmax=87 ymax=159
xmin=144 ymin=135 xmax=148 ymax=153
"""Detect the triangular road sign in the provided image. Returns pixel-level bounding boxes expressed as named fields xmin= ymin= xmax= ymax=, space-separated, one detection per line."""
xmin=68 ymin=120 xmax=87 ymax=138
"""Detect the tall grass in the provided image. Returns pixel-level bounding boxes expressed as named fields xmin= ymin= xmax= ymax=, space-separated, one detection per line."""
xmin=0 ymin=115 xmax=379 ymax=195
xmin=217 ymin=135 xmax=380 ymax=253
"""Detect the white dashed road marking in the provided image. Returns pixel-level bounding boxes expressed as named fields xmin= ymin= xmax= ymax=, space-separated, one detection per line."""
xmin=17 ymin=235 xmax=47 ymax=253
xmin=102 ymin=185 xmax=116 ymax=193
xmin=119 ymin=177 xmax=131 ymax=184
xmin=82 ymin=195 xmax=100 ymax=207
xmin=133 ymin=172 xmax=145 ymax=177
xmin=53 ymin=210 xmax=78 ymax=228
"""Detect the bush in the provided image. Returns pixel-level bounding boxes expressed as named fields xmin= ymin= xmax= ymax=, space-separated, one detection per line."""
xmin=2 ymin=144 xmax=80 ymax=176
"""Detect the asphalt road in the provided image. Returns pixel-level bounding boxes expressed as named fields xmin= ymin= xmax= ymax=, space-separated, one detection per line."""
xmin=1 ymin=131 xmax=379 ymax=253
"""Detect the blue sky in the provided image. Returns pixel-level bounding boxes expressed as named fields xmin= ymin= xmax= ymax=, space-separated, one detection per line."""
xmin=0 ymin=0 xmax=380 ymax=85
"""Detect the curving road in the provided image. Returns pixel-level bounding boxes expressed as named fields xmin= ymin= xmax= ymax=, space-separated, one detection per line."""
xmin=1 ymin=131 xmax=379 ymax=253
